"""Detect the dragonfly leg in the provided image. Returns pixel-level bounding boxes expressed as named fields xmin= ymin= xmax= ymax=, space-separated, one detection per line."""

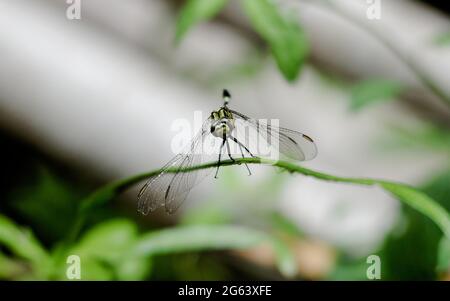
xmin=229 ymin=135 xmax=255 ymax=157
xmin=238 ymin=143 xmax=252 ymax=176
xmin=225 ymin=139 xmax=235 ymax=163
xmin=215 ymin=137 xmax=226 ymax=179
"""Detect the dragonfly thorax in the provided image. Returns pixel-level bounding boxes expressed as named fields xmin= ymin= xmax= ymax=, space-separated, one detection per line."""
xmin=210 ymin=108 xmax=234 ymax=138
xmin=211 ymin=108 xmax=232 ymax=120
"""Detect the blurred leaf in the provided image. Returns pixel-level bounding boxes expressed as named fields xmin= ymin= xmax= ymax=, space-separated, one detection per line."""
xmin=74 ymin=219 xmax=137 ymax=261
xmin=328 ymin=259 xmax=368 ymax=280
xmin=350 ymin=79 xmax=403 ymax=111
xmin=66 ymin=219 xmax=151 ymax=280
xmin=381 ymin=210 xmax=442 ymax=280
xmin=75 ymin=258 xmax=115 ymax=281
xmin=380 ymin=169 xmax=450 ymax=280
xmin=269 ymin=237 xmax=297 ymax=278
xmin=175 ymin=0 xmax=228 ymax=42
xmin=424 ymin=170 xmax=450 ymax=274
xmin=242 ymin=0 xmax=309 ymax=81
xmin=10 ymin=167 xmax=78 ymax=242
xmin=134 ymin=225 xmax=267 ymax=255
xmin=437 ymin=237 xmax=450 ymax=273
xmin=0 ymin=252 xmax=27 ymax=279
xmin=270 ymin=212 xmax=302 ymax=237
xmin=115 ymin=256 xmax=152 ymax=281
xmin=381 ymin=182 xmax=450 ymax=239
xmin=167 ymin=254 xmax=231 ymax=280
xmin=422 ymin=169 xmax=450 ymax=208
xmin=0 ymin=215 xmax=50 ymax=278
xmin=382 ymin=125 xmax=450 ymax=155
xmin=434 ymin=31 xmax=450 ymax=46
xmin=132 ymin=225 xmax=296 ymax=277
xmin=181 ymin=206 xmax=233 ymax=226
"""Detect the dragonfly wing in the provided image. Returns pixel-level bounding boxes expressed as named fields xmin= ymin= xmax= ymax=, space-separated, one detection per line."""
xmin=137 ymin=153 xmax=184 ymax=214
xmin=230 ymin=110 xmax=317 ymax=161
xmin=138 ymin=117 xmax=216 ymax=214
xmin=163 ymin=131 xmax=216 ymax=214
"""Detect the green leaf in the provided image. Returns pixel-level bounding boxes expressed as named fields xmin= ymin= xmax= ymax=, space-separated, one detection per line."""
xmin=181 ymin=206 xmax=232 ymax=226
xmin=132 ymin=225 xmax=296 ymax=277
xmin=0 ymin=252 xmax=27 ymax=279
xmin=65 ymin=219 xmax=151 ymax=280
xmin=379 ymin=169 xmax=450 ymax=280
xmin=328 ymin=260 xmax=368 ymax=280
xmin=134 ymin=225 xmax=267 ymax=255
xmin=437 ymin=237 xmax=450 ymax=273
xmin=383 ymin=125 xmax=450 ymax=155
xmin=270 ymin=212 xmax=303 ymax=237
xmin=175 ymin=0 xmax=228 ymax=43
xmin=73 ymin=219 xmax=137 ymax=262
xmin=11 ymin=167 xmax=78 ymax=241
xmin=381 ymin=182 xmax=450 ymax=239
xmin=434 ymin=31 xmax=450 ymax=46
xmin=242 ymin=0 xmax=309 ymax=81
xmin=269 ymin=236 xmax=297 ymax=277
xmin=350 ymin=79 xmax=403 ymax=111
xmin=0 ymin=215 xmax=51 ymax=278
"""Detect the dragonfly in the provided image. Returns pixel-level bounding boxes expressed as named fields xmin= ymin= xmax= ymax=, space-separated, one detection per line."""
xmin=138 ymin=89 xmax=317 ymax=214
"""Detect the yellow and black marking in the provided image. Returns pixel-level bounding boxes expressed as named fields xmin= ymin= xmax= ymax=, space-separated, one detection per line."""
xmin=302 ymin=134 xmax=314 ymax=143
xmin=211 ymin=108 xmax=233 ymax=121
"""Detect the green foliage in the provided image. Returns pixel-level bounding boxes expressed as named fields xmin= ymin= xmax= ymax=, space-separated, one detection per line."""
xmin=61 ymin=157 xmax=449 ymax=280
xmin=384 ymin=125 xmax=450 ymax=155
xmin=380 ymin=169 xmax=450 ymax=279
xmin=133 ymin=225 xmax=266 ymax=255
xmin=437 ymin=237 xmax=450 ymax=273
xmin=350 ymin=79 xmax=403 ymax=111
xmin=175 ymin=0 xmax=228 ymax=42
xmin=132 ymin=225 xmax=296 ymax=278
xmin=327 ymin=258 xmax=369 ymax=281
xmin=0 ymin=252 xmax=26 ymax=279
xmin=2 ymin=151 xmax=449 ymax=280
xmin=62 ymin=219 xmax=151 ymax=280
xmin=381 ymin=182 xmax=450 ymax=239
xmin=10 ymin=167 xmax=78 ymax=242
xmin=434 ymin=31 xmax=450 ymax=46
xmin=242 ymin=0 xmax=308 ymax=81
xmin=0 ymin=215 xmax=51 ymax=279
xmin=381 ymin=210 xmax=442 ymax=280
xmin=75 ymin=157 xmax=450 ymax=242
xmin=175 ymin=0 xmax=308 ymax=82
xmin=269 ymin=212 xmax=303 ymax=237
xmin=0 ymin=214 xmax=297 ymax=279
xmin=181 ymin=206 xmax=233 ymax=226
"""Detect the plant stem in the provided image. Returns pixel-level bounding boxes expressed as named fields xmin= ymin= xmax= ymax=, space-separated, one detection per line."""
xmin=66 ymin=157 xmax=450 ymax=242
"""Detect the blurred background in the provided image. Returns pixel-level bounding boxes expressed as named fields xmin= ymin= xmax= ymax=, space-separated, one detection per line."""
xmin=0 ymin=0 xmax=449 ymax=280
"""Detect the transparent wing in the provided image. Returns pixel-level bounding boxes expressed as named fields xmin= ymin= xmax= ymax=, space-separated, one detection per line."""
xmin=230 ymin=109 xmax=317 ymax=161
xmin=138 ymin=117 xmax=217 ymax=214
